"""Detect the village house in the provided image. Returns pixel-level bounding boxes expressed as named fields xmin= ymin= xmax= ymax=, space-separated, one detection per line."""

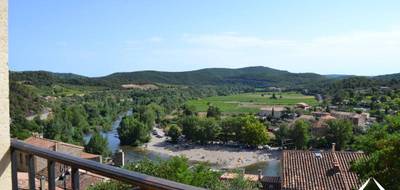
xmin=312 ymin=115 xmax=336 ymax=137
xmin=295 ymin=102 xmax=311 ymax=111
xmin=331 ymin=111 xmax=369 ymax=127
xmin=16 ymin=136 xmax=105 ymax=190
xmin=312 ymin=111 xmax=331 ymax=118
xmin=222 ymin=144 xmax=366 ymax=190
xmin=259 ymin=106 xmax=286 ymax=119
xmin=281 ymin=144 xmax=366 ymax=190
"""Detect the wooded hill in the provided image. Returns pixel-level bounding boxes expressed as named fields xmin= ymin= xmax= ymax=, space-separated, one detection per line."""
xmin=10 ymin=66 xmax=400 ymax=90
xmin=11 ymin=66 xmax=327 ymax=88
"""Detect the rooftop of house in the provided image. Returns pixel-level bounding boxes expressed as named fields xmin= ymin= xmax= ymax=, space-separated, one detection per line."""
xmin=281 ymin=147 xmax=366 ymax=190
xmin=17 ymin=172 xmax=64 ymax=190
xmin=296 ymin=102 xmax=310 ymax=107
xmin=260 ymin=106 xmax=286 ymax=112
xmin=25 ymin=136 xmax=56 ymax=149
xmin=24 ymin=136 xmax=100 ymax=160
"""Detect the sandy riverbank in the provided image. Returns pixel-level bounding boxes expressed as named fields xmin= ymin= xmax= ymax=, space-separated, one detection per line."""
xmin=143 ymin=128 xmax=281 ymax=169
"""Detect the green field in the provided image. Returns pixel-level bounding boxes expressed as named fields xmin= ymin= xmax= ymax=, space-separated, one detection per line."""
xmin=186 ymin=92 xmax=318 ymax=114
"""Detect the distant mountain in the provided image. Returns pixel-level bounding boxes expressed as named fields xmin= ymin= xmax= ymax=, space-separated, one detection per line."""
xmin=10 ymin=67 xmax=399 ymax=89
xmin=10 ymin=71 xmax=102 ymax=86
xmin=324 ymin=74 xmax=354 ymax=80
xmin=373 ymin=73 xmax=400 ymax=81
xmin=95 ymin=66 xmax=327 ymax=88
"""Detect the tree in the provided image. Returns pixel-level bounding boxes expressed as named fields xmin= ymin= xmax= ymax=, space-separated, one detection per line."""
xmin=270 ymin=93 xmax=277 ymax=99
xmin=206 ymin=105 xmax=221 ymax=119
xmin=326 ymin=119 xmax=353 ymax=150
xmin=118 ymin=116 xmax=150 ymax=146
xmin=198 ymin=118 xmax=221 ymax=144
xmin=136 ymin=106 xmax=156 ymax=128
xmin=290 ymin=120 xmax=311 ymax=149
xmin=182 ymin=104 xmax=197 ymax=116
xmin=276 ymin=124 xmax=289 ymax=146
xmin=166 ymin=124 xmax=182 ymax=143
xmin=179 ymin=116 xmax=200 ymax=141
xmin=85 ymin=132 xmax=110 ymax=157
xmin=351 ymin=114 xmax=400 ymax=189
xmin=220 ymin=116 xmax=242 ymax=143
xmin=89 ymin=156 xmax=259 ymax=190
xmin=239 ymin=115 xmax=269 ymax=146
xmin=147 ymin=103 xmax=165 ymax=123
xmin=352 ymin=124 xmax=400 ymax=189
xmin=242 ymin=121 xmax=269 ymax=147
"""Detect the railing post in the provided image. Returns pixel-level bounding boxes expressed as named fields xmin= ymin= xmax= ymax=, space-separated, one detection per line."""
xmin=48 ymin=160 xmax=56 ymax=190
xmin=71 ymin=167 xmax=80 ymax=190
xmin=28 ymin=154 xmax=36 ymax=190
xmin=11 ymin=148 xmax=18 ymax=190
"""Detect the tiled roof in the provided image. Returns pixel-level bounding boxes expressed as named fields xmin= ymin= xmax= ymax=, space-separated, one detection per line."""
xmin=63 ymin=170 xmax=106 ymax=190
xmin=261 ymin=176 xmax=280 ymax=184
xmin=18 ymin=172 xmax=63 ymax=190
xmin=80 ymin=151 xmax=100 ymax=159
xmin=25 ymin=136 xmax=56 ymax=150
xmin=24 ymin=136 xmax=101 ymax=160
xmin=220 ymin=172 xmax=259 ymax=182
xmin=282 ymin=150 xmax=365 ymax=190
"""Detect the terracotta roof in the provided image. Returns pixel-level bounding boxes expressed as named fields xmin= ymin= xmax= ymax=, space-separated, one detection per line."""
xmin=80 ymin=152 xmax=100 ymax=159
xmin=321 ymin=115 xmax=336 ymax=121
xmin=62 ymin=170 xmax=106 ymax=190
xmin=261 ymin=176 xmax=280 ymax=183
xmin=18 ymin=172 xmax=63 ymax=190
xmin=282 ymin=150 xmax=366 ymax=190
xmin=24 ymin=136 xmax=101 ymax=160
xmin=25 ymin=136 xmax=56 ymax=150
xmin=296 ymin=103 xmax=310 ymax=107
xmin=260 ymin=106 xmax=286 ymax=112
xmin=220 ymin=172 xmax=259 ymax=182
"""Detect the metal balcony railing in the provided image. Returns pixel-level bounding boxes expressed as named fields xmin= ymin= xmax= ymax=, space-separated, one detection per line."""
xmin=10 ymin=139 xmax=205 ymax=190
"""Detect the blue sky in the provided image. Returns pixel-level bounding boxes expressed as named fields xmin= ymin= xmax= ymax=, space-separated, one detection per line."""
xmin=9 ymin=0 xmax=400 ymax=76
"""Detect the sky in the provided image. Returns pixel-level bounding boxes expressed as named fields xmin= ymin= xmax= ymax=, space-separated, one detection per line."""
xmin=9 ymin=0 xmax=400 ymax=77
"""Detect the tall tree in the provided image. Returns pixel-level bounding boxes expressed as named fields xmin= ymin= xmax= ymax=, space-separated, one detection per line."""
xmin=352 ymin=121 xmax=400 ymax=190
xmin=118 ymin=116 xmax=150 ymax=146
xmin=166 ymin=124 xmax=182 ymax=143
xmin=85 ymin=131 xmax=110 ymax=157
xmin=206 ymin=105 xmax=221 ymax=119
xmin=239 ymin=115 xmax=269 ymax=146
xmin=290 ymin=120 xmax=311 ymax=149
xmin=182 ymin=104 xmax=197 ymax=116
xmin=326 ymin=119 xmax=353 ymax=150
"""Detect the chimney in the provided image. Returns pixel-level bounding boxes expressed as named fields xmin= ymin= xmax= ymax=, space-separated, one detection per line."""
xmin=332 ymin=143 xmax=340 ymax=173
xmin=40 ymin=176 xmax=45 ymax=190
xmin=114 ymin=149 xmax=125 ymax=167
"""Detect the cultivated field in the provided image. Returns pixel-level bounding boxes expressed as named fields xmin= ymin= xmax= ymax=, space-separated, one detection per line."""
xmin=186 ymin=92 xmax=318 ymax=114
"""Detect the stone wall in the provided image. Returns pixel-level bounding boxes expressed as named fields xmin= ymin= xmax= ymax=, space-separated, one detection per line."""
xmin=0 ymin=0 xmax=11 ymax=189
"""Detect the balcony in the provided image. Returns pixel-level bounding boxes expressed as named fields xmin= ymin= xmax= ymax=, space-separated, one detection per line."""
xmin=10 ymin=139 xmax=205 ymax=190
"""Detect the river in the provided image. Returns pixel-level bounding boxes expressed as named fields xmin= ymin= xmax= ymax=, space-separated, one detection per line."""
xmin=84 ymin=111 xmax=280 ymax=176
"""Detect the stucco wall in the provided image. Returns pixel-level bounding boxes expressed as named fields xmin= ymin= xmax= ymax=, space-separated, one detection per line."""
xmin=0 ymin=0 xmax=11 ymax=189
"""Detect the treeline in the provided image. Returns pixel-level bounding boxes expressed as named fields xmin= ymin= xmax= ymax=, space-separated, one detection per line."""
xmin=10 ymin=76 xmax=250 ymax=147
xmin=309 ymin=76 xmax=400 ymax=120
xmin=351 ymin=114 xmax=400 ymax=189
xmin=117 ymin=104 xmax=163 ymax=146
xmin=276 ymin=119 xmax=355 ymax=150
xmin=10 ymin=82 xmax=44 ymax=117
xmin=10 ymin=66 xmax=331 ymax=89
xmin=88 ymin=156 xmax=260 ymax=190
xmin=164 ymin=105 xmax=270 ymax=147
